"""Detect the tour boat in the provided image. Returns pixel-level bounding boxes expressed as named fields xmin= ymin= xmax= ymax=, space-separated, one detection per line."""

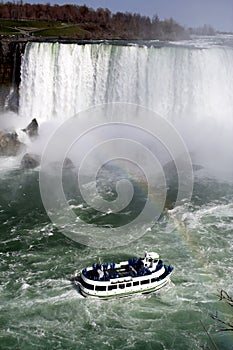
xmin=74 ymin=252 xmax=174 ymax=299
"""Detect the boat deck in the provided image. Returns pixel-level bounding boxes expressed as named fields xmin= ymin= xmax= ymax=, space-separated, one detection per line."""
xmin=82 ymin=259 xmax=164 ymax=281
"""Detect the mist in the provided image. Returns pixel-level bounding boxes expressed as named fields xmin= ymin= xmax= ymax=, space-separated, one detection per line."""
xmin=12 ymin=40 xmax=232 ymax=183
xmin=0 ymin=38 xmax=232 ymax=189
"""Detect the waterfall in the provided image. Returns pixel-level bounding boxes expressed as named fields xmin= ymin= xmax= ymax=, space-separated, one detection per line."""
xmin=18 ymin=41 xmax=233 ymax=178
xmin=19 ymin=42 xmax=233 ymax=124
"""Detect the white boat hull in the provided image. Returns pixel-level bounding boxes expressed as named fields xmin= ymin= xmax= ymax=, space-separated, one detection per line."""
xmin=77 ymin=274 xmax=171 ymax=299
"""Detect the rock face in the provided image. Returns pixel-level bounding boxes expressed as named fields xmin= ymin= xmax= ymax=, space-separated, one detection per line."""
xmin=21 ymin=153 xmax=40 ymax=169
xmin=0 ymin=40 xmax=25 ymax=85
xmin=22 ymin=118 xmax=38 ymax=138
xmin=0 ymin=131 xmax=24 ymax=156
xmin=0 ymin=40 xmax=26 ymax=112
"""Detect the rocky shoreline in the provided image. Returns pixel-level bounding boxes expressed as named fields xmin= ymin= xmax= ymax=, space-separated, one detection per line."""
xmin=0 ymin=118 xmax=38 ymax=167
xmin=0 ymin=117 xmax=76 ymax=171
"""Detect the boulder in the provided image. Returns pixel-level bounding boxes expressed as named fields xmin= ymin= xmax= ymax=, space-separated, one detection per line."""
xmin=0 ymin=131 xmax=24 ymax=156
xmin=21 ymin=153 xmax=40 ymax=169
xmin=22 ymin=118 xmax=38 ymax=138
xmin=63 ymin=157 xmax=75 ymax=169
xmin=49 ymin=157 xmax=75 ymax=170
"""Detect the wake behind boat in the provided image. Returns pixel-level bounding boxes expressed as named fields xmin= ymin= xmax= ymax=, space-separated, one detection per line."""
xmin=74 ymin=252 xmax=174 ymax=299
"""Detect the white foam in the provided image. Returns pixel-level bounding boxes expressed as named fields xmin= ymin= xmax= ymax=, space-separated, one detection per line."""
xmin=17 ymin=41 xmax=233 ymax=180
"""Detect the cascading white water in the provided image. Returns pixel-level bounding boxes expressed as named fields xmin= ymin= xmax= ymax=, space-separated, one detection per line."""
xmin=19 ymin=41 xmax=233 ymax=123
xmin=19 ymin=41 xmax=233 ymax=178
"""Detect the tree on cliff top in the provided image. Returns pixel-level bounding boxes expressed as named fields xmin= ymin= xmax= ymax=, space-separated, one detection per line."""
xmin=0 ymin=1 xmax=189 ymax=40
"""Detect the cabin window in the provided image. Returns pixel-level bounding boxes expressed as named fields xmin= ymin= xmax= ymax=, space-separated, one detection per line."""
xmin=126 ymin=282 xmax=131 ymax=288
xmin=133 ymin=281 xmax=139 ymax=286
xmin=151 ymin=277 xmax=158 ymax=283
xmin=141 ymin=279 xmax=149 ymax=285
xmin=95 ymin=285 xmax=106 ymax=291
xmin=108 ymin=284 xmax=117 ymax=291
xmin=81 ymin=278 xmax=94 ymax=290
xmin=121 ymin=264 xmax=128 ymax=270
xmin=119 ymin=283 xmax=125 ymax=289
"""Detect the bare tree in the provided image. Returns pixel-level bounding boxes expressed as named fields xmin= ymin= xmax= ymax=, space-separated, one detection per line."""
xmin=210 ymin=290 xmax=233 ymax=332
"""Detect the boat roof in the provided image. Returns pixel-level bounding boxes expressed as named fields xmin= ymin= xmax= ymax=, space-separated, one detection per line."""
xmin=146 ymin=252 xmax=159 ymax=259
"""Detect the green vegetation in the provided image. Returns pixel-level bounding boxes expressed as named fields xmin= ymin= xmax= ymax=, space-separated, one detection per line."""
xmin=0 ymin=19 xmax=89 ymax=37
xmin=0 ymin=2 xmax=189 ymax=40
xmin=0 ymin=19 xmax=58 ymax=28
xmin=0 ymin=26 xmax=18 ymax=34
xmin=33 ymin=25 xmax=87 ymax=38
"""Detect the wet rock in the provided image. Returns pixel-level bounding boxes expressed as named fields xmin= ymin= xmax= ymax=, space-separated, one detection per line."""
xmin=0 ymin=131 xmax=24 ymax=156
xmin=163 ymin=158 xmax=203 ymax=182
xmin=192 ymin=164 xmax=203 ymax=171
xmin=63 ymin=157 xmax=75 ymax=169
xmin=22 ymin=118 xmax=38 ymax=138
xmin=49 ymin=157 xmax=75 ymax=171
xmin=21 ymin=153 xmax=40 ymax=169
